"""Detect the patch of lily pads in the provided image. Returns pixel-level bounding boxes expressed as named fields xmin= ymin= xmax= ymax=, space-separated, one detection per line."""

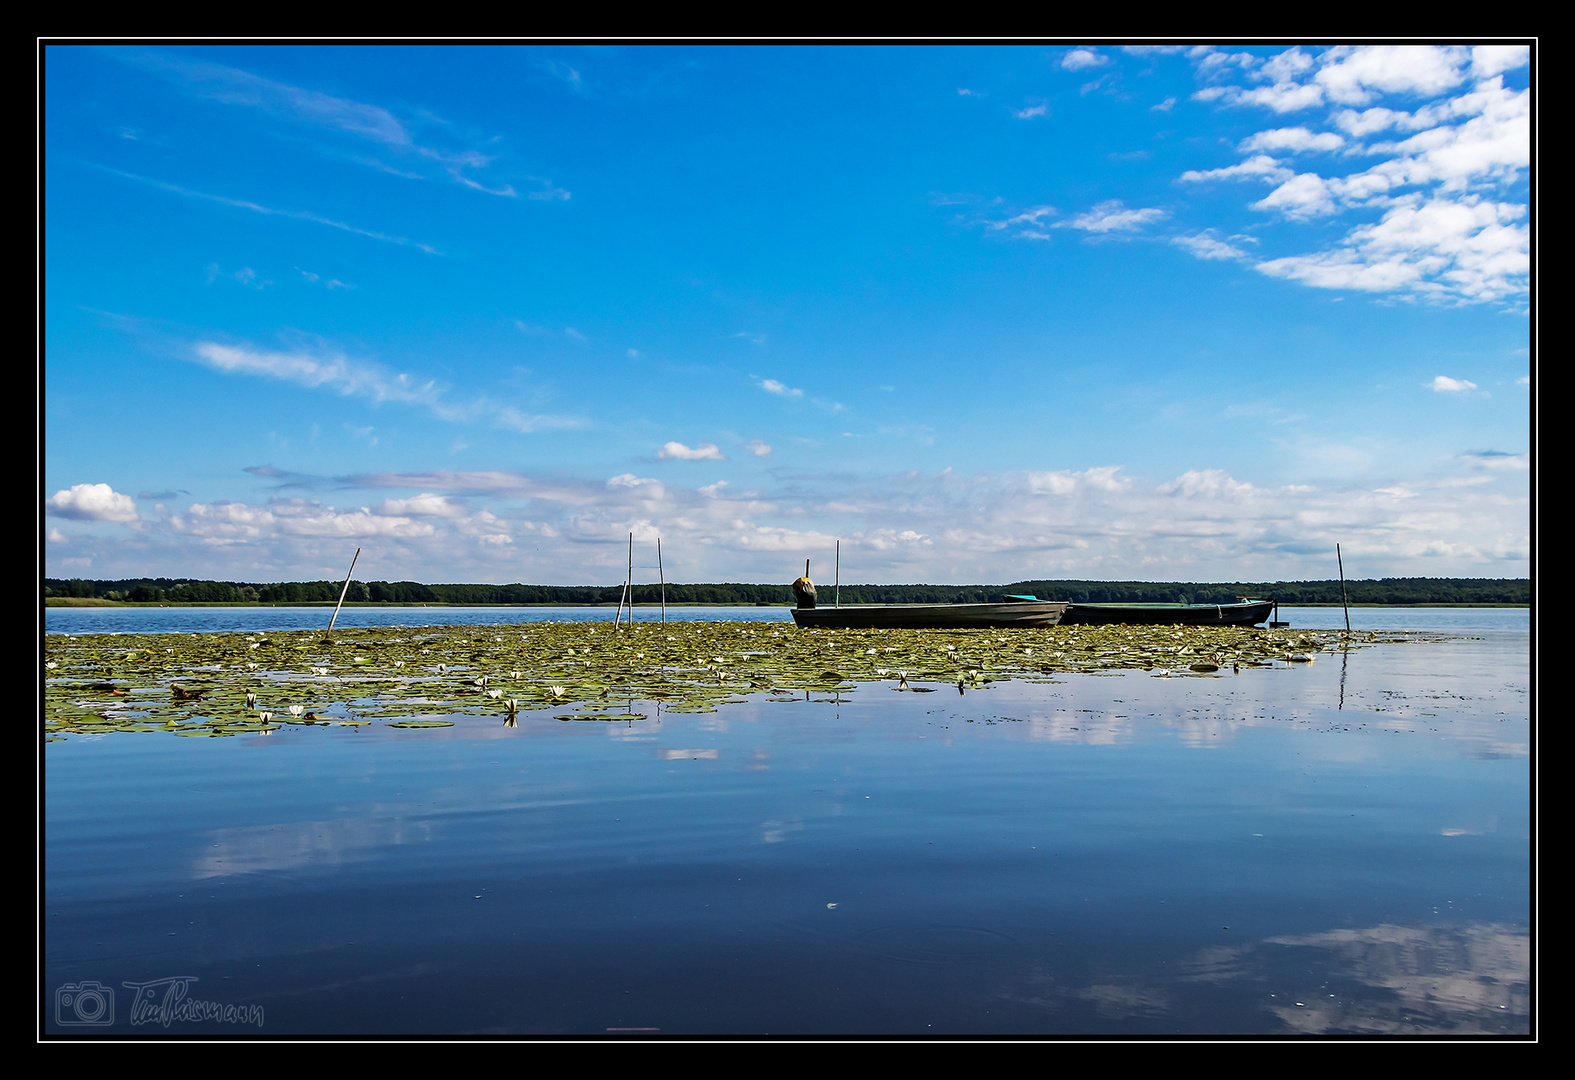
xmin=42 ymin=621 xmax=1429 ymax=741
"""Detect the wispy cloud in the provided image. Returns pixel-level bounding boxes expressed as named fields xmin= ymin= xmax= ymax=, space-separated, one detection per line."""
xmin=94 ymin=164 xmax=442 ymax=253
xmin=116 ymin=50 xmax=557 ymax=199
xmin=1172 ymin=230 xmax=1253 ymax=261
xmin=1429 ymin=375 xmax=1479 ymax=393
xmin=1062 ymin=200 xmax=1169 ymax=234
xmin=192 ymin=341 xmax=585 ymax=433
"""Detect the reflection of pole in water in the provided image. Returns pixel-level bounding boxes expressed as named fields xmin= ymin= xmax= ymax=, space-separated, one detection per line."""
xmin=1339 ymin=641 xmax=1349 ymax=709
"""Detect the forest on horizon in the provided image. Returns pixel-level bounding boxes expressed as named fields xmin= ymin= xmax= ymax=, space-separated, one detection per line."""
xmin=43 ymin=576 xmax=1531 ymax=607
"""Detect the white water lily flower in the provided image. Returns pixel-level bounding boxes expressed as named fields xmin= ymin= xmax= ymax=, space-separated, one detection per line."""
xmin=245 ymin=692 xmax=257 ymax=708
xmin=503 ymin=699 xmax=519 ymax=713
xmin=549 ymin=685 xmax=567 ymax=698
xmin=288 ymin=704 xmax=305 ymax=718
xmin=257 ymin=712 xmax=273 ymax=723
xmin=487 ymin=688 xmax=502 ymax=699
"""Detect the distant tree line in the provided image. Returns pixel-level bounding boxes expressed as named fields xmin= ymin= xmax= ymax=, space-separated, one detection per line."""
xmin=44 ymin=576 xmax=1531 ymax=606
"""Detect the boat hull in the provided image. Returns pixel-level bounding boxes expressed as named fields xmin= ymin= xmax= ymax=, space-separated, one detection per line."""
xmin=790 ymin=601 xmax=1068 ymax=629
xmin=1060 ymin=601 xmax=1275 ymax=627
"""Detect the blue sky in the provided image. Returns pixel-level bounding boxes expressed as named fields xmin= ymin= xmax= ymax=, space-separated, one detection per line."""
xmin=43 ymin=44 xmax=1532 ymax=586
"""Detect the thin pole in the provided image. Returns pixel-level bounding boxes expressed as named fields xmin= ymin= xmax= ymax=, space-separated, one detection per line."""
xmin=328 ymin=548 xmax=361 ymax=635
xmin=835 ymin=540 xmax=840 ymax=607
xmin=627 ymin=532 xmax=634 ymax=625
xmin=658 ymin=537 xmax=666 ymax=624
xmin=1337 ymin=543 xmax=1351 ymax=635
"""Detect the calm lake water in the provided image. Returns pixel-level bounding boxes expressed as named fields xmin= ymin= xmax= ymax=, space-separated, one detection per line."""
xmin=43 ymin=607 xmax=1532 ymax=1037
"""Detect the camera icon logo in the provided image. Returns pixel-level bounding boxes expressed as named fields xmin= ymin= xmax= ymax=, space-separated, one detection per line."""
xmin=56 ymin=981 xmax=115 ymax=1026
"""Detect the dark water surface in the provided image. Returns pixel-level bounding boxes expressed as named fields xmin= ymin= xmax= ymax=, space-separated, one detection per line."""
xmin=43 ymin=608 xmax=1531 ymax=1036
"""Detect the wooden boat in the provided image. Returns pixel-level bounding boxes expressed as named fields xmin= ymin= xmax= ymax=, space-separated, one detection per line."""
xmin=1059 ymin=599 xmax=1277 ymax=627
xmin=791 ymin=598 xmax=1068 ymax=629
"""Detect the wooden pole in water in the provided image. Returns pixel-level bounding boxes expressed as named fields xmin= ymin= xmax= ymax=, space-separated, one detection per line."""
xmin=658 ymin=537 xmax=666 ymax=624
xmin=1337 ymin=543 xmax=1351 ymax=635
xmin=627 ymin=532 xmax=634 ymax=625
xmin=327 ymin=548 xmax=361 ymax=636
xmin=835 ymin=540 xmax=840 ymax=607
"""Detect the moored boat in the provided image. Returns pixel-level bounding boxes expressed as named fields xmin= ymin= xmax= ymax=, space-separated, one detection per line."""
xmin=1059 ymin=599 xmax=1277 ymax=627
xmin=791 ymin=598 xmax=1068 ymax=629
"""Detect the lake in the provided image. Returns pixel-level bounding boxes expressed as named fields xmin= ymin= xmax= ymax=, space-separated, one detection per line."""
xmin=42 ymin=607 xmax=1531 ymax=1037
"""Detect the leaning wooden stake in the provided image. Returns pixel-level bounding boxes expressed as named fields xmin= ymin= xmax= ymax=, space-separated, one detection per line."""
xmin=1337 ymin=543 xmax=1351 ymax=635
xmin=658 ymin=537 xmax=666 ymax=625
xmin=327 ymin=547 xmax=361 ymax=636
xmin=835 ymin=540 xmax=840 ymax=607
xmin=626 ymin=532 xmax=634 ymax=626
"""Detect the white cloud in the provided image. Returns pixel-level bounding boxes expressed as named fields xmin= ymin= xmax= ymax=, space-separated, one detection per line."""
xmin=51 ymin=453 xmax=1528 ymax=584
xmin=1313 ymin=46 xmax=1468 ymax=106
xmin=1013 ymin=103 xmax=1049 ymax=119
xmin=1180 ymin=155 xmax=1294 ymax=184
xmin=1176 ymin=48 xmax=1528 ymax=306
xmin=1061 ymin=49 xmax=1109 ymax=71
xmin=1026 ymin=466 xmax=1128 ymax=496
xmin=658 ymin=441 xmax=727 ymax=461
xmin=1253 ymin=172 xmax=1340 ymax=217
xmin=1429 ymin=375 xmax=1478 ymax=393
xmin=1471 ymin=45 xmax=1531 ymax=79
xmin=1173 ymin=231 xmax=1251 ymax=261
xmin=1062 ymin=200 xmax=1168 ymax=234
xmin=1237 ymin=81 xmax=1326 ymax=113
xmin=1158 ymin=469 xmax=1257 ymax=500
xmin=607 ymin=473 xmax=665 ymax=492
xmin=1239 ymin=127 xmax=1345 ymax=154
xmin=377 ymin=493 xmax=468 ymax=517
xmin=46 ymin=483 xmax=140 ymax=522
xmin=756 ymin=377 xmax=804 ymax=398
xmin=171 ymin=498 xmax=436 ymax=543
xmin=745 ymin=440 xmax=773 ymax=457
xmin=1255 ymin=197 xmax=1528 ymax=302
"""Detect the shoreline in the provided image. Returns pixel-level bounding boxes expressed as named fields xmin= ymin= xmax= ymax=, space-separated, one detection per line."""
xmin=45 ymin=598 xmax=1530 ymax=610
